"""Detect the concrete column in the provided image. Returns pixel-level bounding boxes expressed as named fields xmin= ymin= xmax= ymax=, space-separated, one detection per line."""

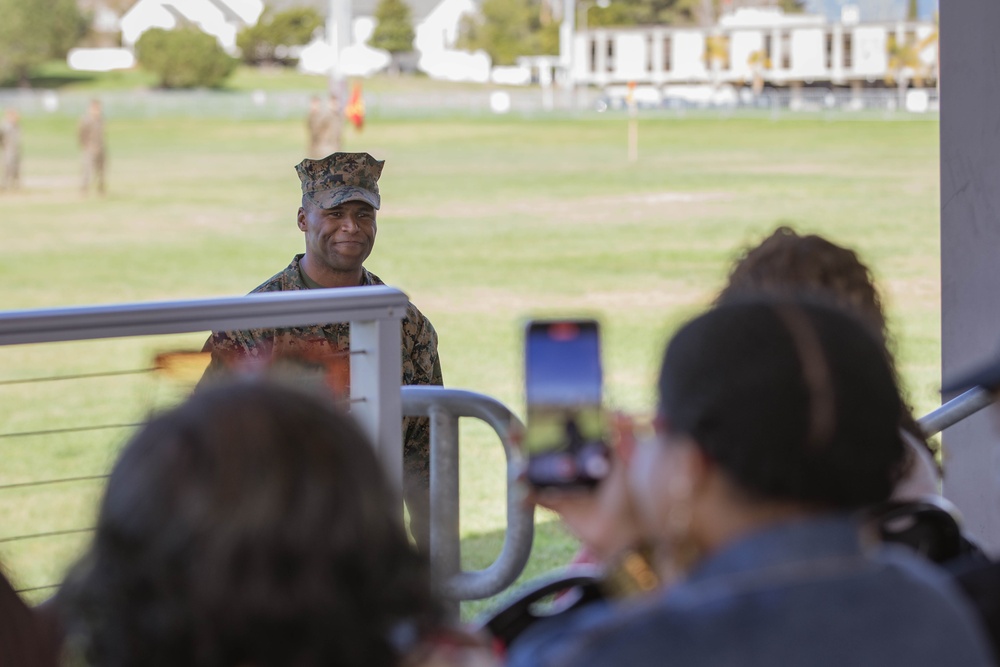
xmin=940 ymin=0 xmax=1000 ymax=553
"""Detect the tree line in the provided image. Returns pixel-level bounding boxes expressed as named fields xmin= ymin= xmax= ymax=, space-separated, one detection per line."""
xmin=0 ymin=0 xmax=807 ymax=89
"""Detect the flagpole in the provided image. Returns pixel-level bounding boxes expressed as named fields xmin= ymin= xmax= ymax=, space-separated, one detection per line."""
xmin=627 ymin=81 xmax=638 ymax=162
xmin=328 ymin=0 xmax=352 ymax=118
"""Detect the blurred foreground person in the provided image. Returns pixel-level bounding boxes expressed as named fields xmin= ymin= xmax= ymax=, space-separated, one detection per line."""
xmin=0 ymin=566 xmax=58 ymax=667
xmin=512 ymin=298 xmax=993 ymax=667
xmin=717 ymin=226 xmax=939 ymax=499
xmin=1 ymin=108 xmax=21 ymax=191
xmin=78 ymin=99 xmax=105 ymax=195
xmin=59 ymin=382 xmax=487 ymax=667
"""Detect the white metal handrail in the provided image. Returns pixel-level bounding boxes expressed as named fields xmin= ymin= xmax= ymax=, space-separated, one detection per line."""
xmin=402 ymin=386 xmax=535 ymax=618
xmin=919 ymin=387 xmax=997 ymax=437
xmin=0 ymin=288 xmax=407 ymax=484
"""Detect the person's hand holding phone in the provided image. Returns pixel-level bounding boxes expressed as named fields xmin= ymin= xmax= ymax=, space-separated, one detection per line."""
xmin=529 ymin=414 xmax=645 ymax=562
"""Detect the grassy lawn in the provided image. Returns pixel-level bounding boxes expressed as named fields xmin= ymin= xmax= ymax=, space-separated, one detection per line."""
xmin=0 ymin=109 xmax=941 ymax=617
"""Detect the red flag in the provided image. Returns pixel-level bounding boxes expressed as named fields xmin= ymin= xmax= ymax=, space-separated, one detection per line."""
xmin=345 ymin=81 xmax=365 ymax=131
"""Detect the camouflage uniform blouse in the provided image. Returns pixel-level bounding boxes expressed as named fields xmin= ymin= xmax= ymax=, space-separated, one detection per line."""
xmin=203 ymin=254 xmax=443 ymax=494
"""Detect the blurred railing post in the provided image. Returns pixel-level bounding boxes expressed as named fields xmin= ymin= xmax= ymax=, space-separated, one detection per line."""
xmin=350 ymin=318 xmax=404 ymax=491
xmin=402 ymin=386 xmax=535 ymax=619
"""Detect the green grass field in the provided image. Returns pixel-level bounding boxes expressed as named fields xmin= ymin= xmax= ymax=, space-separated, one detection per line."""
xmin=0 ymin=106 xmax=941 ymax=616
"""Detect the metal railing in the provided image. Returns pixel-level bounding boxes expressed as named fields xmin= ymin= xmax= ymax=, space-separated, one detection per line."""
xmin=0 ymin=288 xmax=407 ymax=597
xmin=919 ymin=387 xmax=997 ymax=437
xmin=0 ymin=288 xmax=407 ymax=486
xmin=402 ymin=386 xmax=534 ymax=616
xmin=0 ymin=290 xmax=537 ymax=610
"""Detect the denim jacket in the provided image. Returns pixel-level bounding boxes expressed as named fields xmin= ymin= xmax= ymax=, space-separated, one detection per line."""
xmin=510 ymin=515 xmax=994 ymax=667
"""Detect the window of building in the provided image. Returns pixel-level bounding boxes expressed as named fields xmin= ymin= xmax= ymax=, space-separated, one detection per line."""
xmin=781 ymin=32 xmax=791 ymax=69
xmin=843 ymin=33 xmax=853 ymax=68
xmin=664 ymin=36 xmax=672 ymax=72
xmin=826 ymin=33 xmax=834 ymax=69
xmin=606 ymin=39 xmax=615 ymax=72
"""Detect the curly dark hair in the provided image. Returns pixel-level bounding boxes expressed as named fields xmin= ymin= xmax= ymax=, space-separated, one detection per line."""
xmin=59 ymin=381 xmax=439 ymax=667
xmin=659 ymin=297 xmax=907 ymax=509
xmin=718 ymin=227 xmax=888 ymax=343
xmin=717 ymin=226 xmax=932 ymax=454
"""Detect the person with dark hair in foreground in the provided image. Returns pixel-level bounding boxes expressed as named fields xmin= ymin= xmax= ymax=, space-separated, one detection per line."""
xmin=58 ymin=382 xmax=488 ymax=667
xmin=0 ymin=566 xmax=58 ymax=667
xmin=716 ymin=225 xmax=939 ymax=499
xmin=508 ymin=298 xmax=993 ymax=667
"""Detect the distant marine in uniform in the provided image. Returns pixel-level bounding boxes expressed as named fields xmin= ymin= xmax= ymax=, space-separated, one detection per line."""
xmin=201 ymin=152 xmax=442 ymax=547
xmin=0 ymin=108 xmax=21 ymax=191
xmin=307 ymin=94 xmax=342 ymax=157
xmin=79 ymin=99 xmax=106 ymax=195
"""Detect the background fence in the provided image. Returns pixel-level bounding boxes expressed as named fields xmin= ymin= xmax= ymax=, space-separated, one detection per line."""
xmin=0 ymin=86 xmax=939 ymax=121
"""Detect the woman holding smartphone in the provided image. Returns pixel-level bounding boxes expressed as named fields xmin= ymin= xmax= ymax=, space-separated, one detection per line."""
xmin=511 ymin=297 xmax=992 ymax=667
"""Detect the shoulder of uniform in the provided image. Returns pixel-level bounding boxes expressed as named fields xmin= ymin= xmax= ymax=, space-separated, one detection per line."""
xmin=404 ymin=301 xmax=438 ymax=335
xmin=249 ymin=256 xmax=306 ymax=293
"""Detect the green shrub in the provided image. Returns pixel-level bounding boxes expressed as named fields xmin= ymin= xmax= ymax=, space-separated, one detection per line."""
xmin=0 ymin=0 xmax=86 ymax=85
xmin=135 ymin=27 xmax=238 ymax=89
xmin=237 ymin=6 xmax=323 ymax=66
xmin=370 ymin=0 xmax=415 ymax=55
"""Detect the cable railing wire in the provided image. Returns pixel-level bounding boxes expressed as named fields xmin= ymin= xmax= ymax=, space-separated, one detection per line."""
xmin=0 ymin=474 xmax=110 ymax=492
xmin=0 ymin=422 xmax=142 ymax=441
xmin=0 ymin=367 xmax=156 ymax=386
xmin=0 ymin=527 xmax=96 ymax=545
xmin=14 ymin=583 xmax=61 ymax=595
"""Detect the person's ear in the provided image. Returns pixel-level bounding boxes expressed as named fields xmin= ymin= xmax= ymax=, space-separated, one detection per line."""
xmin=297 ymin=207 xmax=307 ymax=232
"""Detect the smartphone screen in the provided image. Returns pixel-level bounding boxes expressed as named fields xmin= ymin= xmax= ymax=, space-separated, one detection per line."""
xmin=524 ymin=320 xmax=610 ymax=488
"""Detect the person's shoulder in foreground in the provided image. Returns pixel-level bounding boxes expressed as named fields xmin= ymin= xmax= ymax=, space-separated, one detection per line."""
xmin=529 ymin=516 xmax=993 ymax=667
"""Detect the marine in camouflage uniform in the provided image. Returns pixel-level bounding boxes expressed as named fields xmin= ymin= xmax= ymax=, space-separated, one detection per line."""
xmin=79 ymin=99 xmax=106 ymax=195
xmin=202 ymin=153 xmax=442 ymax=547
xmin=0 ymin=109 xmax=21 ymax=191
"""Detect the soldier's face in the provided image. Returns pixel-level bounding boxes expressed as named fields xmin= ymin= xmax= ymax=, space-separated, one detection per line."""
xmin=298 ymin=199 xmax=377 ymax=273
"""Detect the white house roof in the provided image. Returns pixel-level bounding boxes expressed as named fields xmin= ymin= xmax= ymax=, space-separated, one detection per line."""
xmin=264 ymin=0 xmax=446 ymax=22
xmin=120 ymin=0 xmax=264 ymax=52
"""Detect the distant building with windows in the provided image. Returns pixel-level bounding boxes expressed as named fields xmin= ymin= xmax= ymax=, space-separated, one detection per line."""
xmin=570 ymin=7 xmax=937 ymax=91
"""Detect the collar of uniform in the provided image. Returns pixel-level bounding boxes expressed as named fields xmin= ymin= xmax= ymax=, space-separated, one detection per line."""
xmin=290 ymin=254 xmax=382 ymax=289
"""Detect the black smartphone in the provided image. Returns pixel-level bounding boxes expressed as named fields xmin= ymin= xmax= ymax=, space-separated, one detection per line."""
xmin=523 ymin=319 xmax=611 ymax=489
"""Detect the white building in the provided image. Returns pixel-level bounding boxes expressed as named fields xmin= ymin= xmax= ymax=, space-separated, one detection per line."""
xmin=120 ymin=0 xmax=265 ymax=54
xmin=412 ymin=0 xmax=490 ymax=81
xmin=571 ymin=7 xmax=937 ymax=90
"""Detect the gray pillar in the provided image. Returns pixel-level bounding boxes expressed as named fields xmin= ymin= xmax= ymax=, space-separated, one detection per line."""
xmin=940 ymin=0 xmax=1000 ymax=553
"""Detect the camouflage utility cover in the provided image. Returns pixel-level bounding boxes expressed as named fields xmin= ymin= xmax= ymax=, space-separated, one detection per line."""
xmin=296 ymin=152 xmax=383 ymax=210
xmin=202 ymin=255 xmax=442 ymax=539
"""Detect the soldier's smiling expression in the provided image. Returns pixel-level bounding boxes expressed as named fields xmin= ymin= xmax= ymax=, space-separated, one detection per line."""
xmin=298 ymin=199 xmax=377 ymax=274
